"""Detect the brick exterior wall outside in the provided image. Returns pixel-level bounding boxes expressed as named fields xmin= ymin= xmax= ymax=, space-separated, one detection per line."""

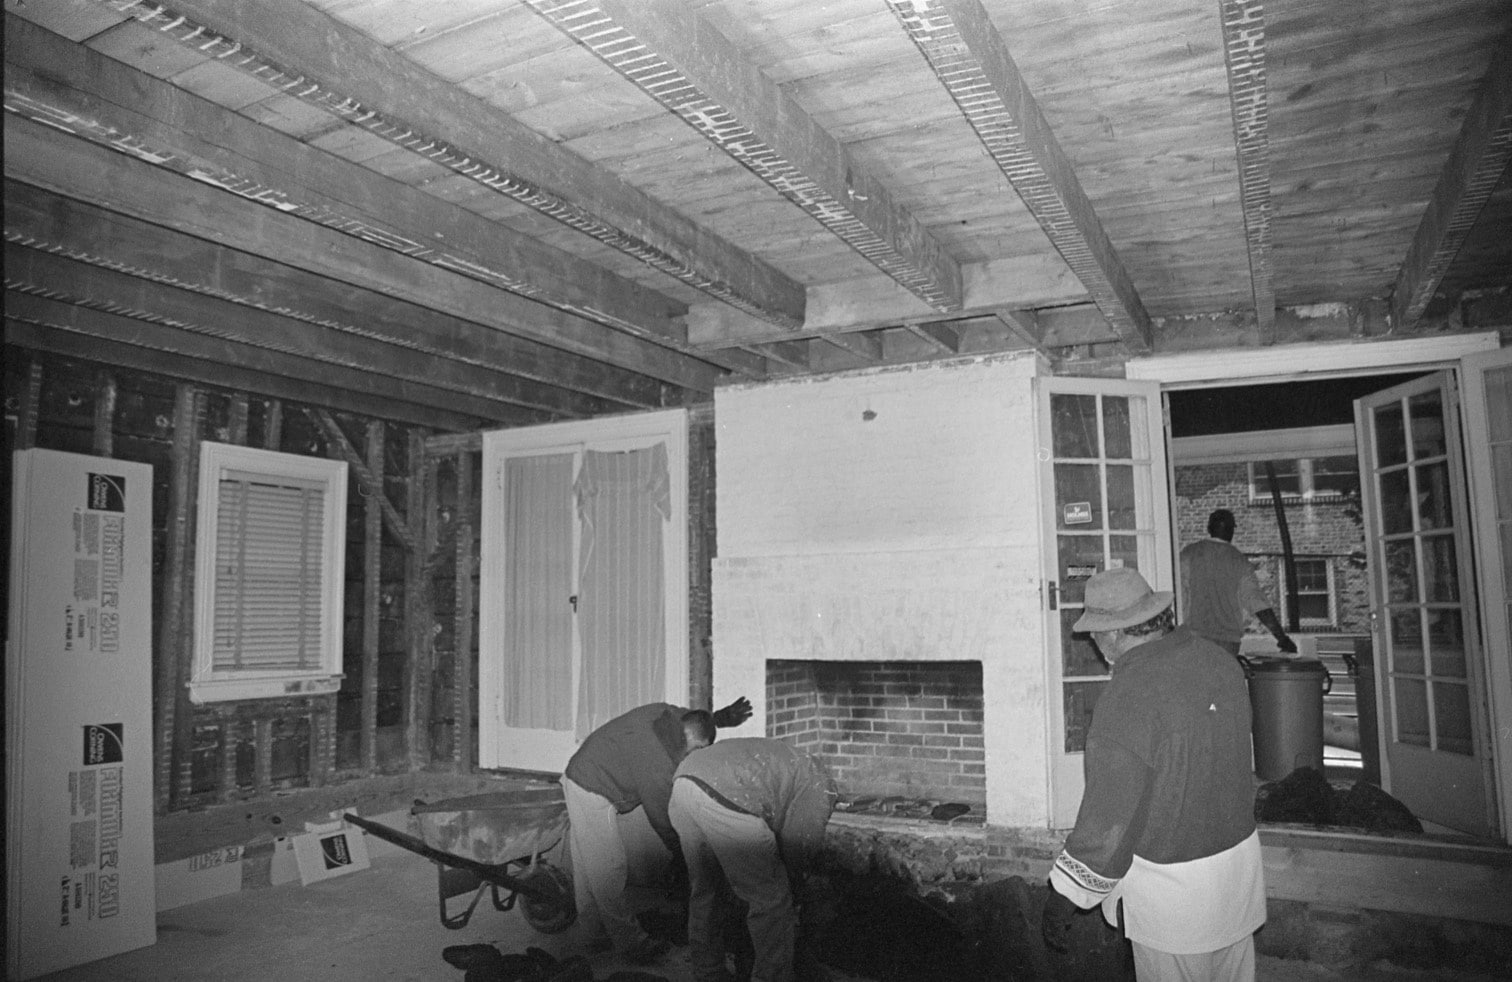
xmin=1175 ymin=462 xmax=1369 ymax=633
xmin=767 ymin=660 xmax=986 ymax=804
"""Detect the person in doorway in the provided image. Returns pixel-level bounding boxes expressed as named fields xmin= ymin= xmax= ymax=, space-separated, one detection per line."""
xmin=1180 ymin=508 xmax=1298 ymax=657
xmin=670 ymin=737 xmax=836 ymax=982
xmin=1042 ymin=567 xmax=1266 ymax=981
xmin=562 ymin=697 xmax=752 ymax=965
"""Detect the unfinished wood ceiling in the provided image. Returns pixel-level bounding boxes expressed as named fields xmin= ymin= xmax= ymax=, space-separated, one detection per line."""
xmin=5 ymin=0 xmax=1510 ymax=430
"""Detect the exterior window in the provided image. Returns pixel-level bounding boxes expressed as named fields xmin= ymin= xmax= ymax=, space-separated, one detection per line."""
xmin=1281 ymin=556 xmax=1335 ymax=628
xmin=191 ymin=444 xmax=347 ymax=703
xmin=1250 ymin=454 xmax=1357 ymax=501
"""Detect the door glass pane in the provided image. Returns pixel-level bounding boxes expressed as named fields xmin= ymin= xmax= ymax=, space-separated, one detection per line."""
xmin=1409 ymin=390 xmax=1446 ymax=459
xmin=1061 ymin=607 xmax=1109 ymax=677
xmin=1374 ymin=401 xmax=1407 ymax=466
xmin=1422 ymin=534 xmax=1460 ymax=602
xmin=1058 ymin=536 xmax=1102 ymax=604
xmin=1416 ymin=461 xmax=1453 ymax=529
xmin=1433 ymin=682 xmax=1473 ymax=755
xmin=1064 ymin=680 xmax=1107 ymax=753
xmin=1108 ymin=535 xmax=1141 ymax=578
xmin=1393 ymin=677 xmax=1430 ymax=747
xmin=1494 ymin=446 xmax=1512 ymax=521
xmin=1052 ymin=394 xmax=1100 ymax=458
xmin=1102 ymin=397 xmax=1131 ymax=459
xmin=1429 ymin=610 xmax=1466 ymax=678
xmin=1105 ymin=464 xmax=1136 ymax=529
xmin=1384 ymin=540 xmax=1418 ymax=602
xmin=1379 ymin=469 xmax=1413 ymax=534
xmin=1488 ymin=366 xmax=1512 ymax=440
xmin=1390 ymin=609 xmax=1425 ymax=674
xmin=1055 ymin=463 xmax=1103 ymax=530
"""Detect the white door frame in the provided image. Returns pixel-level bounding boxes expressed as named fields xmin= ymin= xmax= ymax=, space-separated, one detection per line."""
xmin=1127 ymin=332 xmax=1508 ymax=842
xmin=478 ymin=409 xmax=689 ymax=772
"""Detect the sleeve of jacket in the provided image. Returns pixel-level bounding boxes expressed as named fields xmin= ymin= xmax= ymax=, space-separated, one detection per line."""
xmin=1049 ymin=736 xmax=1154 ymax=909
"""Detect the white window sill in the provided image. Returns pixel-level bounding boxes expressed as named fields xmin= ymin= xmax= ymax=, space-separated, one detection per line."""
xmin=188 ymin=674 xmax=344 ymax=704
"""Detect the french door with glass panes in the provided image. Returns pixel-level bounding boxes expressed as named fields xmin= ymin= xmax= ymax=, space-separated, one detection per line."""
xmin=1356 ymin=372 xmax=1492 ymax=836
xmin=1038 ymin=378 xmax=1172 ymax=828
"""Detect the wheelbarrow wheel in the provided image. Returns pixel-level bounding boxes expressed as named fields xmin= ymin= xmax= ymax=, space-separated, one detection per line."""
xmin=518 ymin=861 xmax=576 ymax=935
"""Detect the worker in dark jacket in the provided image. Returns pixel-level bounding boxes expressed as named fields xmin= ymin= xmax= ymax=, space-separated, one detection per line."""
xmin=670 ymin=737 xmax=836 ymax=982
xmin=562 ymin=698 xmax=750 ymax=964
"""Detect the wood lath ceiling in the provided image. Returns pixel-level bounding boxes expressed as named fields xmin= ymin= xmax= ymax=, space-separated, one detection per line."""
xmin=5 ymin=0 xmax=1510 ymax=431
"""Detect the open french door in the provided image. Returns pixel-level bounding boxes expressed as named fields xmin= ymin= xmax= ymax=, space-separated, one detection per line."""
xmin=1039 ymin=377 xmax=1173 ymax=827
xmin=478 ymin=410 xmax=689 ymax=773
xmin=1355 ymin=372 xmax=1494 ymax=836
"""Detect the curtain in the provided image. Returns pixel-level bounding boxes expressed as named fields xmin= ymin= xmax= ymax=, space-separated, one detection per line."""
xmin=502 ymin=454 xmax=575 ymax=730
xmin=574 ymin=443 xmax=669 ymax=738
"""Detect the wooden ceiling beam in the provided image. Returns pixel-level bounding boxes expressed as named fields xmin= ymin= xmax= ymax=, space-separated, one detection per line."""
xmin=1391 ymin=35 xmax=1512 ymax=329
xmin=3 ymin=180 xmax=667 ymax=410
xmin=907 ymin=323 xmax=963 ymax=355
xmin=95 ymin=0 xmax=806 ymax=331
xmin=4 ymin=115 xmax=724 ymax=393
xmin=2 ymin=14 xmax=693 ymax=355
xmin=3 ymin=299 xmax=507 ymax=431
xmin=4 ymin=243 xmax=607 ymax=419
xmin=1217 ymin=0 xmax=1276 ymax=342
xmin=528 ymin=0 xmax=963 ymax=313
xmin=889 ymin=0 xmax=1153 ymax=353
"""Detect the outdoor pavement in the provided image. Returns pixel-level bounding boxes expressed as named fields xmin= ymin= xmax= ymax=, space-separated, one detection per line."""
xmin=34 ymin=845 xmax=1502 ymax=982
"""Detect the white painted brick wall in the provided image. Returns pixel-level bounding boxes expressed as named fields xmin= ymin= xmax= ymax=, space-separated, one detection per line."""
xmin=712 ymin=354 xmax=1051 ymax=826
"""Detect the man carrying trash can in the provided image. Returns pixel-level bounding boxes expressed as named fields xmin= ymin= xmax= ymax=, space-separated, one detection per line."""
xmin=1042 ymin=567 xmax=1266 ymax=982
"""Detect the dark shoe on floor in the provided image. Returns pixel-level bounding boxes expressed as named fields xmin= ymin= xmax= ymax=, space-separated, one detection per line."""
xmin=443 ymin=944 xmax=504 ymax=971
xmin=624 ymin=936 xmax=672 ymax=965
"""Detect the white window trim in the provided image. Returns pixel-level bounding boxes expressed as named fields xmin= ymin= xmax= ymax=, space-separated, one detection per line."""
xmin=1247 ymin=457 xmax=1355 ymax=503
xmin=190 ymin=443 xmax=347 ymax=703
xmin=1278 ymin=555 xmax=1338 ymax=629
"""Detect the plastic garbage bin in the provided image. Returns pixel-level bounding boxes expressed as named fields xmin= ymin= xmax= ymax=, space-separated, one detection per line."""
xmin=1244 ymin=656 xmax=1332 ymax=780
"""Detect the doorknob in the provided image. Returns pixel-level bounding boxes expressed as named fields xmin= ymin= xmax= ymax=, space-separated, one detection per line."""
xmin=569 ymin=594 xmax=579 ymax=612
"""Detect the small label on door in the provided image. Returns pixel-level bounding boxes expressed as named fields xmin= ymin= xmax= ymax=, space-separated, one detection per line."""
xmin=1063 ymin=501 xmax=1093 ymax=525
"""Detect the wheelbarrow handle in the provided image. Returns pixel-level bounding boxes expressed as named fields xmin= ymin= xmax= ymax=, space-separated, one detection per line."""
xmin=342 ymin=812 xmax=554 ymax=902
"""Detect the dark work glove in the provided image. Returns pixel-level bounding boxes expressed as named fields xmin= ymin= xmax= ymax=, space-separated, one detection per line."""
xmin=1277 ymin=635 xmax=1298 ymax=654
xmin=712 ymin=695 xmax=753 ymax=728
xmin=1041 ymin=887 xmax=1079 ymax=953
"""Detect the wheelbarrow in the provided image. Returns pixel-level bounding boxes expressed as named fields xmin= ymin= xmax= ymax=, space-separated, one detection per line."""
xmin=344 ymin=783 xmax=575 ymax=934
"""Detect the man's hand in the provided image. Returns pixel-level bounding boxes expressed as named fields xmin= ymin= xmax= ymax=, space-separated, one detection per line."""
xmin=712 ymin=696 xmax=753 ymax=728
xmin=1041 ymin=887 xmax=1079 ymax=953
xmin=1277 ymin=635 xmax=1298 ymax=654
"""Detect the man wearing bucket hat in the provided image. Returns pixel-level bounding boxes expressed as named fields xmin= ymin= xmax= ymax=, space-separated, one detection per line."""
xmin=1041 ymin=567 xmax=1266 ymax=982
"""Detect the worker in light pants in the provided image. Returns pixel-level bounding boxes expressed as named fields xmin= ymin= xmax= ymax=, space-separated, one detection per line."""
xmin=669 ymin=738 xmax=835 ymax=982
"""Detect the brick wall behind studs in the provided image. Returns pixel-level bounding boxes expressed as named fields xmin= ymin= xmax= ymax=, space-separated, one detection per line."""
xmin=767 ymin=659 xmax=985 ymax=803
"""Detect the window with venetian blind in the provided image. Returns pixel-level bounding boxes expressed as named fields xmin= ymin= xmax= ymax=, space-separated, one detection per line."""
xmin=190 ymin=443 xmax=347 ymax=703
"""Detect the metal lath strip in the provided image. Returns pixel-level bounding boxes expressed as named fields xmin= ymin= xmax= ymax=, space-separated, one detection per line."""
xmin=891 ymin=0 xmax=1150 ymax=349
xmin=91 ymin=0 xmax=793 ymax=331
xmin=527 ymin=0 xmax=960 ymax=313
xmin=1218 ymin=0 xmax=1275 ymax=332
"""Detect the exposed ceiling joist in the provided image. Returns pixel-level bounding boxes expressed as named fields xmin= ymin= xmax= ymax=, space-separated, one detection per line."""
xmin=1392 ymin=35 xmax=1512 ymax=329
xmin=889 ymin=0 xmax=1154 ymax=354
xmin=528 ymin=0 xmax=963 ymax=314
xmin=4 ymin=242 xmax=607 ymax=418
xmin=2 ymin=181 xmax=667 ymax=411
xmin=1216 ymin=0 xmax=1276 ymax=341
xmin=1 ymin=14 xmax=707 ymax=358
xmin=4 ymin=296 xmax=505 ymax=431
xmin=4 ymin=113 xmax=724 ymax=393
xmin=93 ymin=0 xmax=808 ymax=331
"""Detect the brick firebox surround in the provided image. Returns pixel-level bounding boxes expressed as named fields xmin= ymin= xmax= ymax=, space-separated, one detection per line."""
xmin=766 ymin=659 xmax=987 ymax=807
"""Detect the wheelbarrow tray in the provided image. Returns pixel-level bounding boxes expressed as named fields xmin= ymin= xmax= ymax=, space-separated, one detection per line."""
xmin=342 ymin=783 xmax=574 ymax=932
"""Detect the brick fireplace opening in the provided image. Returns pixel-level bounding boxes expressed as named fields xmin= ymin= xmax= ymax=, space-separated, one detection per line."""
xmin=766 ymin=659 xmax=986 ymax=819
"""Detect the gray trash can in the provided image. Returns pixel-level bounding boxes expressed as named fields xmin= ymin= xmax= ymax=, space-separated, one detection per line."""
xmin=1244 ymin=656 xmax=1332 ymax=781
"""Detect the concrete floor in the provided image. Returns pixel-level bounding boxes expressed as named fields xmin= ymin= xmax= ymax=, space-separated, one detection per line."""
xmin=34 ymin=846 xmax=1502 ymax=982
